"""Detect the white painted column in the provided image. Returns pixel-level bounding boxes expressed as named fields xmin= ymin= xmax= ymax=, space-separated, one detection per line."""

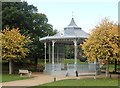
xmin=74 ymin=40 xmax=77 ymax=65
xmin=57 ymin=47 xmax=59 ymax=63
xmin=44 ymin=42 xmax=47 ymax=70
xmin=52 ymin=41 xmax=55 ymax=65
xmin=49 ymin=43 xmax=51 ymax=63
xmin=73 ymin=40 xmax=77 ymax=72
xmin=52 ymin=41 xmax=55 ymax=72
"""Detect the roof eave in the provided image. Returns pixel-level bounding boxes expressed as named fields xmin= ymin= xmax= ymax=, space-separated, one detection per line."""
xmin=39 ymin=35 xmax=89 ymax=42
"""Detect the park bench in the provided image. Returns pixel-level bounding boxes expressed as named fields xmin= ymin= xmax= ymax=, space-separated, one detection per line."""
xmin=75 ymin=70 xmax=97 ymax=79
xmin=19 ymin=69 xmax=32 ymax=77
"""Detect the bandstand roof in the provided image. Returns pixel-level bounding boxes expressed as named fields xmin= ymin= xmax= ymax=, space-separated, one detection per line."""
xmin=40 ymin=18 xmax=89 ymax=42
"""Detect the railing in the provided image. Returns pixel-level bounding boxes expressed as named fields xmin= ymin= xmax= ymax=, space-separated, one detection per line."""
xmin=44 ymin=63 xmax=100 ymax=76
xmin=45 ymin=63 xmax=62 ymax=72
xmin=67 ymin=63 xmax=100 ymax=75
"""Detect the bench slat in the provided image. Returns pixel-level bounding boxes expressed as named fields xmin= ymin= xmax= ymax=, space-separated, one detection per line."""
xmin=19 ymin=70 xmax=29 ymax=73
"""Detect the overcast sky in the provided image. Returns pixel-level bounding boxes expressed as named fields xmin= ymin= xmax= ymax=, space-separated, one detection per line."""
xmin=25 ymin=0 xmax=119 ymax=33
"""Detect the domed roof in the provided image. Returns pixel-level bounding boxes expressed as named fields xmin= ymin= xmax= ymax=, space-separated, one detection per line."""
xmin=40 ymin=18 xmax=89 ymax=42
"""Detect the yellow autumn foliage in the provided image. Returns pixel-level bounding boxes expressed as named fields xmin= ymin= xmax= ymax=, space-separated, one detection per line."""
xmin=81 ymin=18 xmax=120 ymax=62
xmin=2 ymin=28 xmax=31 ymax=60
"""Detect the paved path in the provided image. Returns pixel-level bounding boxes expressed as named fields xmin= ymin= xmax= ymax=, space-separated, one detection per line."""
xmin=1 ymin=72 xmax=119 ymax=88
xmin=1 ymin=73 xmax=54 ymax=87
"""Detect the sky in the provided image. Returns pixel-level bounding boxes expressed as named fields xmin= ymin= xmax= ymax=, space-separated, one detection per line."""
xmin=25 ymin=0 xmax=119 ymax=33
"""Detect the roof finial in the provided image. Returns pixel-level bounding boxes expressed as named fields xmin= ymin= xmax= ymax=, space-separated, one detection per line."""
xmin=72 ymin=11 xmax=74 ymax=18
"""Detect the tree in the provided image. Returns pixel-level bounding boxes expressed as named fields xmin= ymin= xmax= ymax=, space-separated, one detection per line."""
xmin=2 ymin=1 xmax=57 ymax=70
xmin=2 ymin=2 xmax=38 ymax=33
xmin=81 ymin=18 xmax=120 ymax=77
xmin=27 ymin=13 xmax=57 ymax=70
xmin=2 ymin=28 xmax=31 ymax=74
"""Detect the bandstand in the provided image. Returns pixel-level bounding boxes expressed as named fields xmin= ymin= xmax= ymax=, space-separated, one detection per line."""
xmin=39 ymin=18 xmax=97 ymax=76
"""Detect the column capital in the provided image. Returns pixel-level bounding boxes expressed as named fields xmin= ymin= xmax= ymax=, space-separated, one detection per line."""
xmin=44 ymin=42 xmax=46 ymax=45
xmin=52 ymin=40 xmax=56 ymax=43
xmin=52 ymin=40 xmax=56 ymax=46
xmin=44 ymin=42 xmax=46 ymax=48
xmin=73 ymin=40 xmax=77 ymax=46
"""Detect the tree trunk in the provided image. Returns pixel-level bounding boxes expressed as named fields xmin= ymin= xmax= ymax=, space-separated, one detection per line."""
xmin=9 ymin=60 xmax=13 ymax=74
xmin=114 ymin=59 xmax=117 ymax=73
xmin=106 ymin=60 xmax=109 ymax=77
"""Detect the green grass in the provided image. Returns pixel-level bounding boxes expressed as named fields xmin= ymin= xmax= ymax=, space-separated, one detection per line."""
xmin=2 ymin=74 xmax=32 ymax=82
xmin=30 ymin=78 xmax=119 ymax=87
xmin=109 ymin=64 xmax=115 ymax=72
xmin=101 ymin=64 xmax=119 ymax=72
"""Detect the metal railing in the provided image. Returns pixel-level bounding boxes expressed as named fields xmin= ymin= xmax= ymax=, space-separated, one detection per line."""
xmin=44 ymin=63 xmax=100 ymax=76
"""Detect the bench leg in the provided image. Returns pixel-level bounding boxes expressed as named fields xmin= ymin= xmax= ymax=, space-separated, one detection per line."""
xmin=94 ymin=75 xmax=96 ymax=79
xmin=28 ymin=72 xmax=32 ymax=77
xmin=20 ymin=74 xmax=22 ymax=77
xmin=66 ymin=72 xmax=69 ymax=77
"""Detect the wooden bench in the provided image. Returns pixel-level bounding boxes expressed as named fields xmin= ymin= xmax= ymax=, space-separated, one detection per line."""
xmin=19 ymin=69 xmax=32 ymax=77
xmin=75 ymin=71 xmax=97 ymax=79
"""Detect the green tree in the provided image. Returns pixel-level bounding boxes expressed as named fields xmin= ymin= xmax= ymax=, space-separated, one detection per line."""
xmin=2 ymin=28 xmax=31 ymax=74
xmin=81 ymin=18 xmax=119 ymax=76
xmin=2 ymin=2 xmax=37 ymax=33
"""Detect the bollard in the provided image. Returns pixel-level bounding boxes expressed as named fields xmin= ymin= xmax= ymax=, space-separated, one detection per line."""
xmin=75 ymin=71 xmax=78 ymax=77
xmin=109 ymin=74 xmax=112 ymax=78
xmin=54 ymin=77 xmax=56 ymax=81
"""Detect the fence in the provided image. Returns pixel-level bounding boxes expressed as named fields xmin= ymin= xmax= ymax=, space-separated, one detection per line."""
xmin=67 ymin=63 xmax=100 ymax=76
xmin=44 ymin=63 xmax=100 ymax=76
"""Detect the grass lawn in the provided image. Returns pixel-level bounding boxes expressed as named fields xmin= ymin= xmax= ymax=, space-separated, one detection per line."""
xmin=30 ymin=78 xmax=119 ymax=87
xmin=2 ymin=74 xmax=32 ymax=82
